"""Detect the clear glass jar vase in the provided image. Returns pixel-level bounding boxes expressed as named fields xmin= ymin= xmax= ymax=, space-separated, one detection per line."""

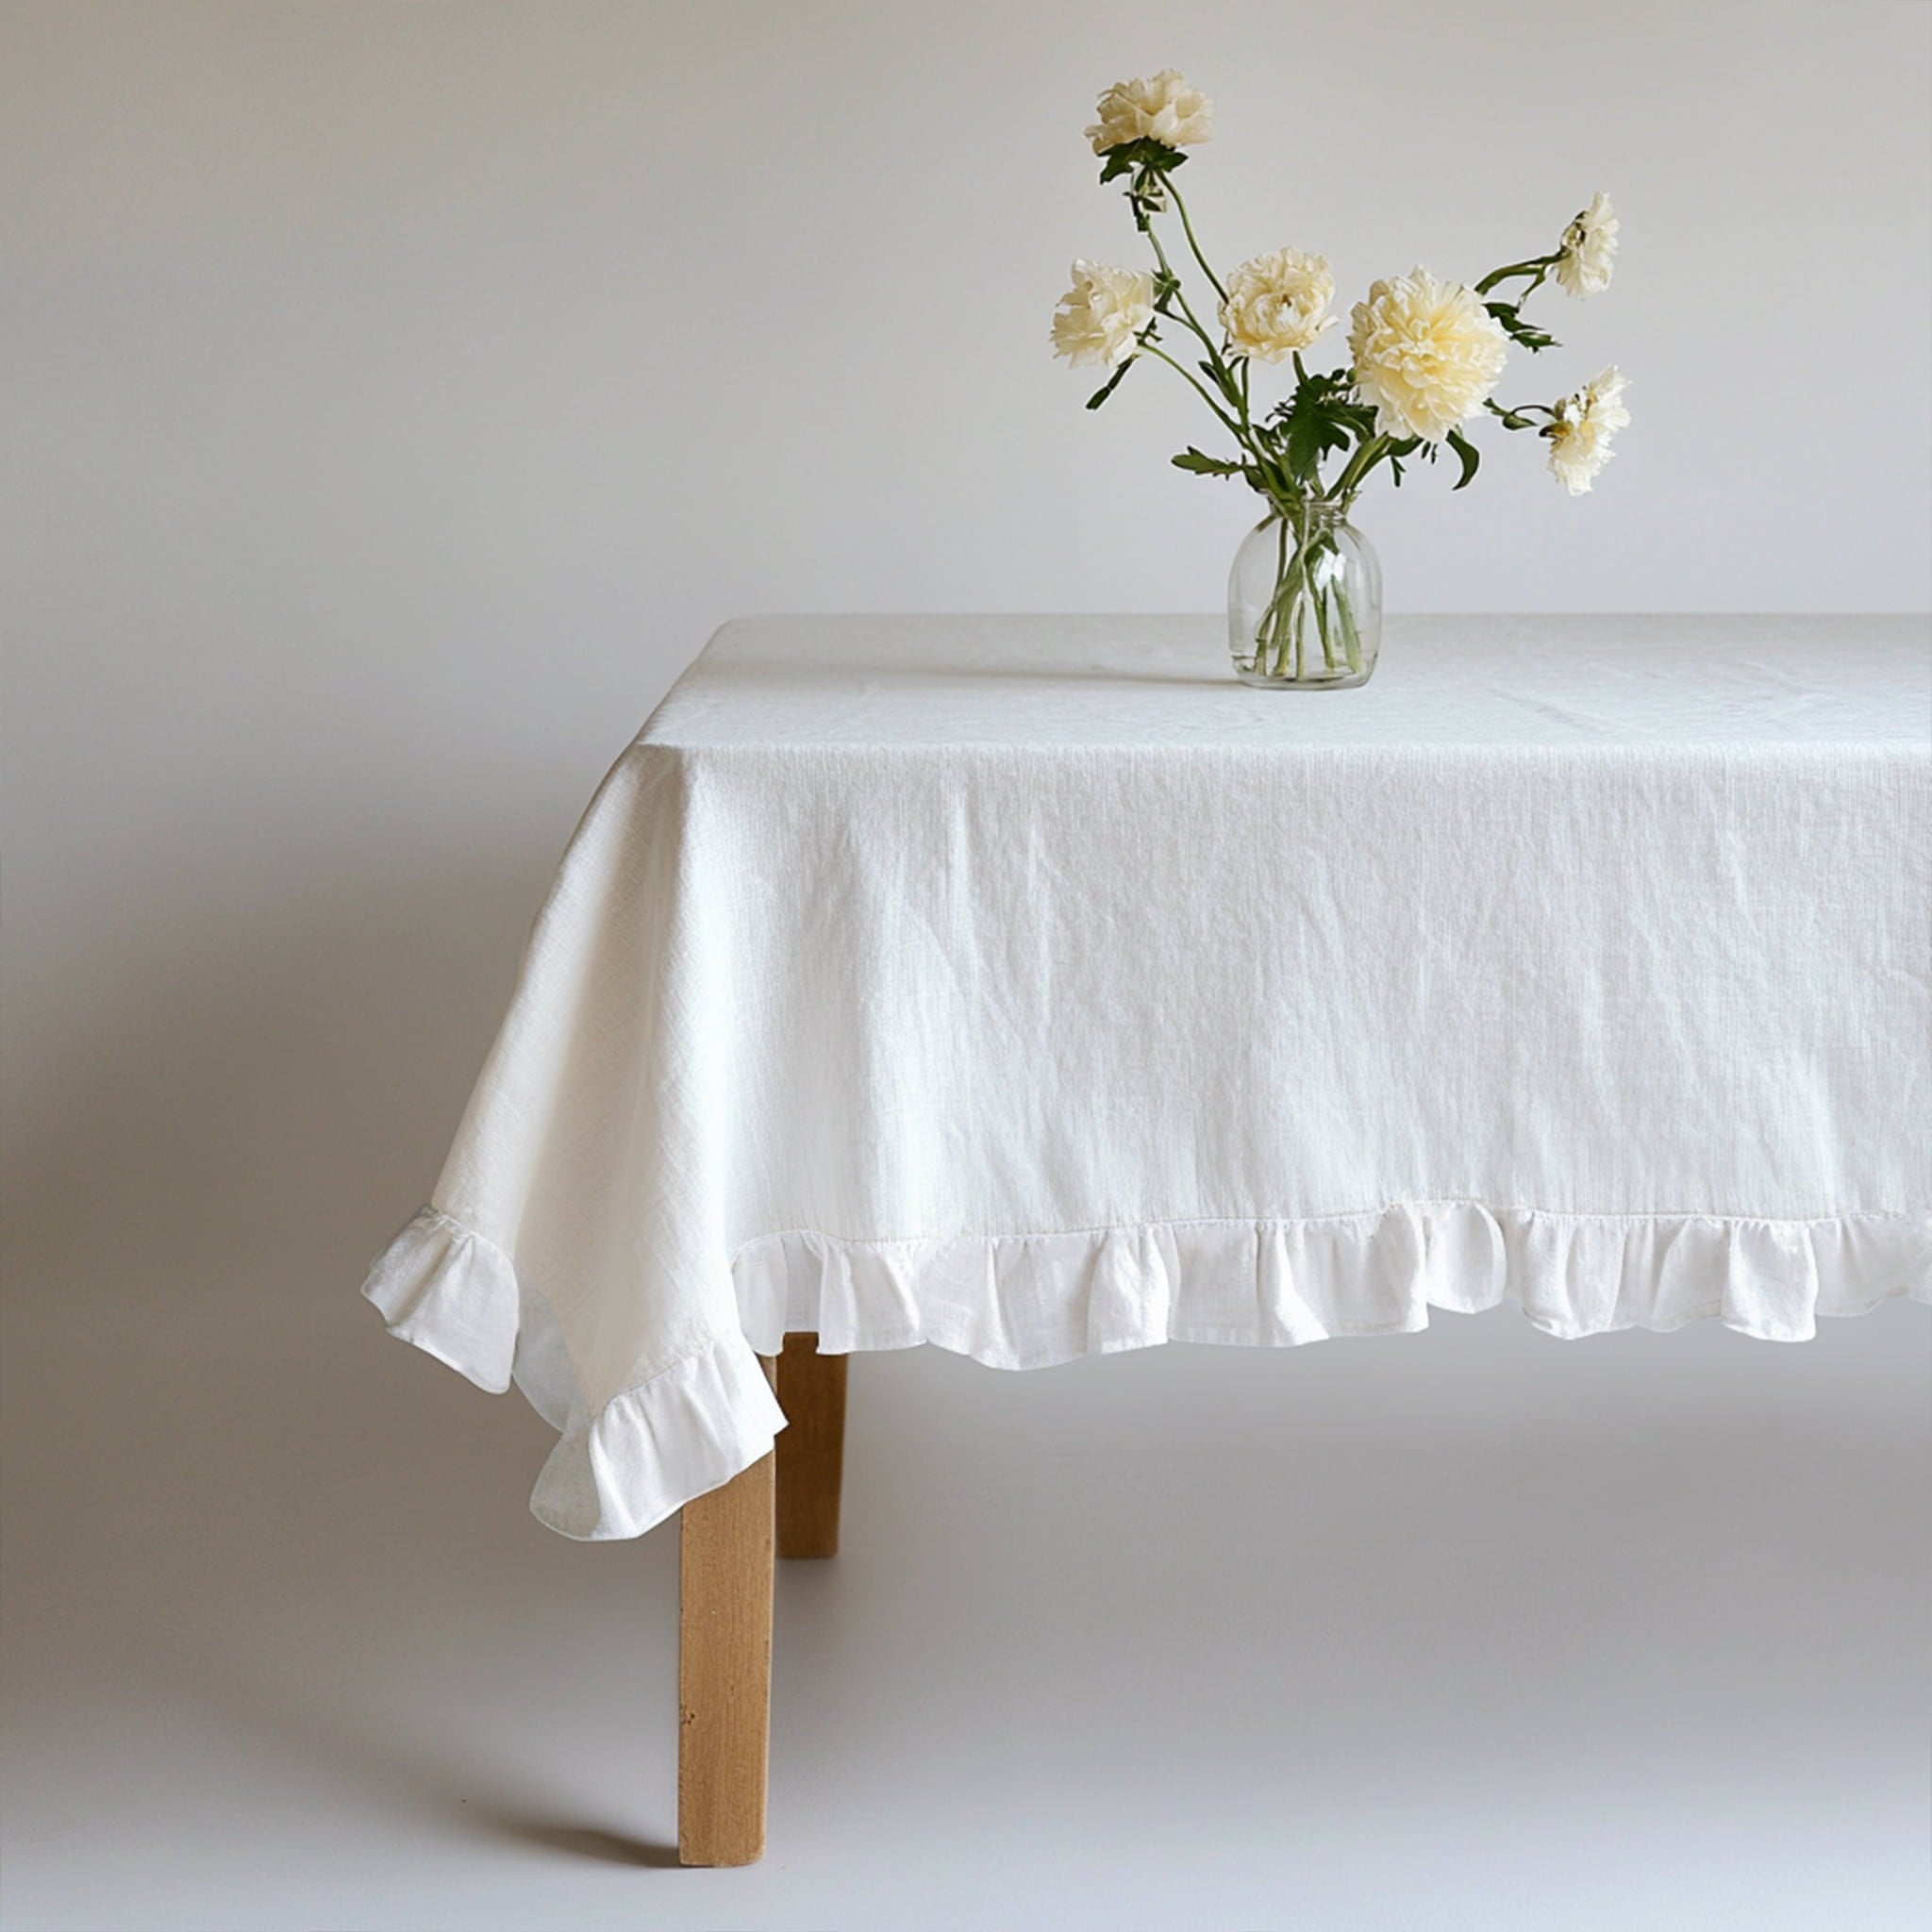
xmin=1228 ymin=500 xmax=1382 ymax=689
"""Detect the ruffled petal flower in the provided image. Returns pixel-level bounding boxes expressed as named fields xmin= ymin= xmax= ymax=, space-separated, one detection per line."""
xmin=1545 ymin=366 xmax=1630 ymax=493
xmin=1554 ymin=192 xmax=1619 ymax=297
xmin=1219 ymin=249 xmax=1338 ymax=361
xmin=1086 ymin=71 xmax=1214 ymax=154
xmin=1051 ymin=259 xmax=1158 ymax=369
xmin=1346 ymin=268 xmax=1509 ymax=441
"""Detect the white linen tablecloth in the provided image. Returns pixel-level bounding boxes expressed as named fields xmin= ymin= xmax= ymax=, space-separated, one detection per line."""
xmin=363 ymin=615 xmax=1932 ymax=1539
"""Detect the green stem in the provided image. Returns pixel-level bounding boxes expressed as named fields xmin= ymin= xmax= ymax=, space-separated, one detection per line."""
xmin=1486 ymin=398 xmax=1554 ymax=431
xmin=1247 ymin=508 xmax=1371 ymax=684
xmin=1329 ymin=433 xmax=1391 ymax=508
xmin=1253 ymin=504 xmax=1322 ymax=679
xmin=1336 ymin=583 xmax=1364 ymax=675
xmin=1268 ymin=515 xmax=1290 ymax=675
xmin=1164 ymin=177 xmax=1229 ymax=304
xmin=1311 ymin=547 xmax=1338 ymax=672
xmin=1139 ymin=343 xmax=1243 ymax=439
xmin=1474 ymin=254 xmax=1558 ymax=297
xmin=1144 ymin=216 xmax=1249 ymax=433
xmin=1144 ymin=225 xmax=1219 ymax=358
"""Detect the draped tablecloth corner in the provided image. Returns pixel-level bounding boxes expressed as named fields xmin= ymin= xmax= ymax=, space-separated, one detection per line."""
xmin=359 ymin=615 xmax=1932 ymax=1539
xmin=363 ymin=1206 xmax=788 ymax=1540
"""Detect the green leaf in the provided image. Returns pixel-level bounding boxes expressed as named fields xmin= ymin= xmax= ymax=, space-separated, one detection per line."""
xmin=1287 ymin=409 xmax=1327 ymax=481
xmin=1270 ymin=367 xmax=1356 ymax=425
xmin=1171 ymin=446 xmax=1243 ymax=476
xmin=1084 ymin=360 xmax=1133 ymax=410
xmin=1271 ymin=367 xmax=1372 ymax=486
xmin=1097 ymin=138 xmax=1190 ymax=184
xmin=1484 ymin=300 xmax=1559 ymax=354
xmin=1445 ymin=426 xmax=1481 ymax=490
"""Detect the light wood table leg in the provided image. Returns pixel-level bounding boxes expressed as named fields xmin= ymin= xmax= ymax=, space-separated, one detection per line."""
xmin=677 ymin=1356 xmax=776 ymax=1867
xmin=775 ymin=1332 xmax=847 ymax=1559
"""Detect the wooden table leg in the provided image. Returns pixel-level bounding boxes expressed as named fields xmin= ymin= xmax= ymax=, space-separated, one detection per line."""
xmin=677 ymin=1356 xmax=776 ymax=1867
xmin=775 ymin=1332 xmax=847 ymax=1559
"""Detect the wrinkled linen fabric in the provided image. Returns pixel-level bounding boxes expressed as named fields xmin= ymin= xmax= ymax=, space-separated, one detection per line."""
xmin=362 ymin=615 xmax=1932 ymax=1539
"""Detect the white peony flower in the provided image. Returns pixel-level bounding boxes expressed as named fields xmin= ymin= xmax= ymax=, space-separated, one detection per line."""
xmin=1051 ymin=259 xmax=1158 ymax=369
xmin=1545 ymin=365 xmax=1630 ymax=493
xmin=1554 ymin=192 xmax=1619 ymax=297
xmin=1346 ymin=268 xmax=1509 ymax=441
xmin=1086 ymin=71 xmax=1214 ymax=153
xmin=1219 ymin=249 xmax=1338 ymax=360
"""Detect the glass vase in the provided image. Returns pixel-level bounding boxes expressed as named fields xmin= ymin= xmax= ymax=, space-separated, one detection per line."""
xmin=1228 ymin=501 xmax=1382 ymax=689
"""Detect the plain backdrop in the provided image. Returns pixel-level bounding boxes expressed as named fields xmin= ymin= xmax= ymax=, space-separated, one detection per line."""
xmin=3 ymin=5 xmax=1928 ymax=1930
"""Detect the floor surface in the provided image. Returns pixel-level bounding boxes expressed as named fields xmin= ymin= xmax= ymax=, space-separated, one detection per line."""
xmin=3 ymin=1237 xmax=1926 ymax=1932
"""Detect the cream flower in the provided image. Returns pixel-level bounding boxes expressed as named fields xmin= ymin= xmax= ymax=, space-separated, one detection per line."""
xmin=1554 ymin=192 xmax=1619 ymax=297
xmin=1051 ymin=259 xmax=1158 ymax=369
xmin=1219 ymin=249 xmax=1338 ymax=361
xmin=1545 ymin=365 xmax=1630 ymax=493
xmin=1086 ymin=71 xmax=1214 ymax=153
xmin=1346 ymin=268 xmax=1508 ymax=441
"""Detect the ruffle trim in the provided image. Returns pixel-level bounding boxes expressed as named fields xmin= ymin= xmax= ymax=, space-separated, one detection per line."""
xmin=361 ymin=1208 xmax=787 ymax=1541
xmin=364 ymin=1202 xmax=1930 ymax=1541
xmin=733 ymin=1203 xmax=1932 ymax=1363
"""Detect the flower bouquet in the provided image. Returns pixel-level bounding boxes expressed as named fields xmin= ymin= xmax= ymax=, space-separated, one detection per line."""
xmin=1053 ymin=72 xmax=1627 ymax=688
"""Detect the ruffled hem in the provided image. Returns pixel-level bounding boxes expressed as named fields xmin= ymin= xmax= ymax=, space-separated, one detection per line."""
xmin=362 ymin=1208 xmax=788 ymax=1541
xmin=364 ymin=1201 xmax=1930 ymax=1541
xmin=733 ymin=1204 xmax=1931 ymax=1361
xmin=525 ymin=1330 xmax=789 ymax=1541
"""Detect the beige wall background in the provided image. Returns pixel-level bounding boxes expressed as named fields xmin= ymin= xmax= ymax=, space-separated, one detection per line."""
xmin=6 ymin=0 xmax=1931 ymax=1272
